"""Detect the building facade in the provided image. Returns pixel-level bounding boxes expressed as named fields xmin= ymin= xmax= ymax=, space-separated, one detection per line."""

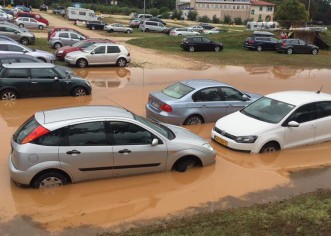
xmin=250 ymin=1 xmax=276 ymax=22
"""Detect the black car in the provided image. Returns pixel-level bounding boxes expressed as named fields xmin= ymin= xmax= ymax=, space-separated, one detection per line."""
xmin=52 ymin=6 xmax=65 ymax=15
xmin=199 ymin=23 xmax=214 ymax=30
xmin=86 ymin=21 xmax=106 ymax=30
xmin=39 ymin=4 xmax=48 ymax=11
xmin=181 ymin=36 xmax=223 ymax=52
xmin=276 ymin=39 xmax=319 ymax=55
xmin=244 ymin=36 xmax=278 ymax=51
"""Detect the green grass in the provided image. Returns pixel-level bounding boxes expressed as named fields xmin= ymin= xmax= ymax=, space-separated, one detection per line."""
xmin=102 ymin=189 xmax=331 ymax=236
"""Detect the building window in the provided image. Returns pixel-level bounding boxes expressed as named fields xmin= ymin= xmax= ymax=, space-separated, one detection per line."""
xmin=251 ymin=9 xmax=255 ymax=15
xmin=259 ymin=6 xmax=263 ymax=11
xmin=267 ymin=6 xmax=273 ymax=11
xmin=258 ymin=14 xmax=262 ymax=20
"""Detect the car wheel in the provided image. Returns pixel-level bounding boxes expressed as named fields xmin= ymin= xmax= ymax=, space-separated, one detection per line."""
xmin=0 ymin=89 xmax=18 ymax=100
xmin=178 ymin=34 xmax=182 ymax=36
xmin=108 ymin=29 xmax=114 ymax=33
xmin=77 ymin=58 xmax=88 ymax=68
xmin=259 ymin=142 xmax=280 ymax=153
xmin=38 ymin=25 xmax=44 ymax=30
xmin=145 ymin=28 xmax=150 ymax=32
xmin=174 ymin=157 xmax=197 ymax=172
xmin=287 ymin=48 xmax=293 ymax=54
xmin=189 ymin=46 xmax=195 ymax=52
xmin=37 ymin=57 xmax=47 ymax=62
xmin=54 ymin=42 xmax=62 ymax=49
xmin=32 ymin=171 xmax=69 ymax=189
xmin=20 ymin=37 xmax=29 ymax=45
xmin=92 ymin=26 xmax=95 ymax=30
xmin=126 ymin=29 xmax=131 ymax=34
xmin=18 ymin=23 xmax=24 ymax=28
xmin=312 ymin=48 xmax=318 ymax=55
xmin=184 ymin=115 xmax=203 ymax=125
xmin=215 ymin=46 xmax=221 ymax=52
xmin=116 ymin=58 xmax=127 ymax=67
xmin=72 ymin=87 xmax=87 ymax=96
xmin=257 ymin=45 xmax=263 ymax=52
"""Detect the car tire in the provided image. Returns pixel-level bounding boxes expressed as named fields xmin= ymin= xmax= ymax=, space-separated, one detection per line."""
xmin=72 ymin=87 xmax=87 ymax=96
xmin=0 ymin=89 xmax=18 ymax=100
xmin=184 ymin=115 xmax=203 ymax=125
xmin=287 ymin=48 xmax=293 ymax=54
xmin=92 ymin=26 xmax=95 ymax=30
xmin=38 ymin=25 xmax=44 ymax=30
xmin=20 ymin=37 xmax=29 ymax=45
xmin=18 ymin=23 xmax=24 ymax=28
xmin=77 ymin=58 xmax=88 ymax=68
xmin=126 ymin=29 xmax=131 ymax=34
xmin=145 ymin=28 xmax=150 ymax=32
xmin=312 ymin=48 xmax=318 ymax=55
xmin=178 ymin=34 xmax=182 ymax=36
xmin=116 ymin=58 xmax=127 ymax=67
xmin=174 ymin=157 xmax=197 ymax=172
xmin=54 ymin=42 xmax=62 ymax=49
xmin=108 ymin=29 xmax=114 ymax=33
xmin=257 ymin=45 xmax=263 ymax=52
xmin=32 ymin=171 xmax=69 ymax=189
xmin=189 ymin=46 xmax=195 ymax=52
xmin=259 ymin=142 xmax=280 ymax=153
xmin=215 ymin=46 xmax=221 ymax=52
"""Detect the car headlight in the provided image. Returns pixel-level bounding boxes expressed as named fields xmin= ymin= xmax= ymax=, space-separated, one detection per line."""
xmin=235 ymin=136 xmax=257 ymax=143
xmin=202 ymin=143 xmax=214 ymax=152
xmin=57 ymin=50 xmax=63 ymax=54
xmin=66 ymin=56 xmax=72 ymax=60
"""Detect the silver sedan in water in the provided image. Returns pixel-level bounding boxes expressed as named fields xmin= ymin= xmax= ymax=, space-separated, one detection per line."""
xmin=146 ymin=79 xmax=261 ymax=125
xmin=9 ymin=106 xmax=216 ymax=188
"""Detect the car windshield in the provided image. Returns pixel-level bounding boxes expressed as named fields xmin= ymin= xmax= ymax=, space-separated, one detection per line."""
xmin=241 ymin=97 xmax=295 ymax=124
xmin=162 ymin=82 xmax=194 ymax=99
xmin=71 ymin=41 xmax=84 ymax=47
xmin=55 ymin=67 xmax=67 ymax=78
xmin=83 ymin=44 xmax=97 ymax=53
xmin=133 ymin=114 xmax=174 ymax=139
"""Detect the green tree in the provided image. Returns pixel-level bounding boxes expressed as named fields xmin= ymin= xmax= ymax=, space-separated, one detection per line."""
xmin=187 ymin=10 xmax=198 ymax=21
xmin=234 ymin=17 xmax=243 ymax=25
xmin=212 ymin=15 xmax=220 ymax=23
xmin=198 ymin=15 xmax=211 ymax=23
xmin=223 ymin=15 xmax=231 ymax=24
xmin=275 ymin=0 xmax=308 ymax=28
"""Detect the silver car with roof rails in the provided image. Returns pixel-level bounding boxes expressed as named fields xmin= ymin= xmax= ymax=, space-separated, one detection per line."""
xmin=9 ymin=105 xmax=216 ymax=188
xmin=146 ymin=79 xmax=261 ymax=125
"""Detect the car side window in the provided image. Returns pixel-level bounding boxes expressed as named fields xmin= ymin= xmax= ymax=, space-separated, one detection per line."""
xmin=109 ymin=121 xmax=153 ymax=145
xmin=70 ymin=33 xmax=79 ymax=39
xmin=0 ymin=44 xmax=7 ymax=50
xmin=81 ymin=42 xmax=94 ymax=48
xmin=192 ymin=37 xmax=201 ymax=42
xmin=94 ymin=46 xmax=105 ymax=54
xmin=0 ymin=27 xmax=5 ymax=32
xmin=30 ymin=19 xmax=37 ymax=23
xmin=193 ymin=87 xmax=222 ymax=102
xmin=221 ymin=87 xmax=243 ymax=101
xmin=59 ymin=32 xmax=69 ymax=38
xmin=3 ymin=68 xmax=28 ymax=78
xmin=288 ymin=103 xmax=315 ymax=124
xmin=8 ymin=45 xmax=24 ymax=52
xmin=23 ymin=18 xmax=29 ymax=22
xmin=202 ymin=38 xmax=211 ymax=43
xmin=316 ymin=101 xmax=331 ymax=119
xmin=31 ymin=68 xmax=58 ymax=79
xmin=32 ymin=128 xmax=63 ymax=146
xmin=68 ymin=121 xmax=108 ymax=146
xmin=107 ymin=46 xmax=120 ymax=53
xmin=5 ymin=27 xmax=16 ymax=33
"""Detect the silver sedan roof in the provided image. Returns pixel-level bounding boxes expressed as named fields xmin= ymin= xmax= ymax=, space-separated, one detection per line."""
xmin=180 ymin=79 xmax=232 ymax=89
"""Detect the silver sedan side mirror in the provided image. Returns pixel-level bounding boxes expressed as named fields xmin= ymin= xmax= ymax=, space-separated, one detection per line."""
xmin=287 ymin=121 xmax=299 ymax=127
xmin=151 ymin=138 xmax=159 ymax=146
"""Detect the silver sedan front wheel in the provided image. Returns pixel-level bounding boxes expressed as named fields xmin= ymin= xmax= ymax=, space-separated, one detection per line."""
xmin=184 ymin=115 xmax=203 ymax=125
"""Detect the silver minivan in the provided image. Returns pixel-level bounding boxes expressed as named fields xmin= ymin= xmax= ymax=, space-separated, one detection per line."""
xmin=140 ymin=20 xmax=166 ymax=32
xmin=9 ymin=106 xmax=216 ymax=188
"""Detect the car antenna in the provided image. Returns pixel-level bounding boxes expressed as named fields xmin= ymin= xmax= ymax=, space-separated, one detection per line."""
xmin=105 ymin=96 xmax=132 ymax=113
xmin=317 ymin=85 xmax=323 ymax=94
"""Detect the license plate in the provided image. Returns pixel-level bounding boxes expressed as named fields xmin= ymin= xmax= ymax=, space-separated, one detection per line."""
xmin=151 ymin=100 xmax=159 ymax=109
xmin=215 ymin=136 xmax=228 ymax=146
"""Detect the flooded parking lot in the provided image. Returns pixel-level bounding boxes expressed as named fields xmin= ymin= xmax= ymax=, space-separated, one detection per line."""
xmin=1 ymin=65 xmax=331 ymax=234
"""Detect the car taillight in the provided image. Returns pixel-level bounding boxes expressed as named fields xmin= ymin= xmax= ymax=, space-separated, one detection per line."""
xmin=21 ymin=125 xmax=50 ymax=144
xmin=160 ymin=104 xmax=172 ymax=112
xmin=50 ymin=32 xmax=56 ymax=38
xmin=282 ymin=43 xmax=287 ymax=47
xmin=127 ymin=52 xmax=130 ymax=56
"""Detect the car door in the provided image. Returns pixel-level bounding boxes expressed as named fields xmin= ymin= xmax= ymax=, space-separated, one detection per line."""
xmin=191 ymin=37 xmax=202 ymax=51
xmin=58 ymin=121 xmax=114 ymax=181
xmin=58 ymin=32 xmax=70 ymax=46
xmin=201 ymin=37 xmax=213 ymax=51
xmin=314 ymin=101 xmax=331 ymax=143
xmin=298 ymin=39 xmax=310 ymax=53
xmin=220 ymin=87 xmax=248 ymax=114
xmin=69 ymin=33 xmax=81 ymax=45
xmin=106 ymin=45 xmax=120 ymax=64
xmin=29 ymin=18 xmax=38 ymax=28
xmin=88 ymin=45 xmax=106 ymax=65
xmin=283 ymin=103 xmax=317 ymax=149
xmin=0 ymin=68 xmax=31 ymax=97
xmin=2 ymin=26 xmax=20 ymax=41
xmin=192 ymin=87 xmax=228 ymax=122
xmin=109 ymin=121 xmax=167 ymax=177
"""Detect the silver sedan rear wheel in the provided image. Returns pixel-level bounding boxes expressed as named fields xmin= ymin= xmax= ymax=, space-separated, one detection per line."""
xmin=33 ymin=172 xmax=68 ymax=189
xmin=116 ymin=58 xmax=127 ymax=67
xmin=184 ymin=115 xmax=203 ymax=125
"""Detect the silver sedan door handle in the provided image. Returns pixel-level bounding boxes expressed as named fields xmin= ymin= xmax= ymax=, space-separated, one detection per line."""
xmin=31 ymin=81 xmax=38 ymax=84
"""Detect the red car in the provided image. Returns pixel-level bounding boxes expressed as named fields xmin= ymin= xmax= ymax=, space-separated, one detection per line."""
xmin=16 ymin=12 xmax=49 ymax=26
xmin=55 ymin=38 xmax=116 ymax=60
xmin=48 ymin=27 xmax=89 ymax=40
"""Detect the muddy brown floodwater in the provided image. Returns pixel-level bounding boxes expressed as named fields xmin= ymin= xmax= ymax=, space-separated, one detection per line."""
xmin=1 ymin=65 xmax=331 ymax=235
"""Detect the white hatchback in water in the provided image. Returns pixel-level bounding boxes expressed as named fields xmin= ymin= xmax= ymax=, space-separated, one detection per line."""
xmin=212 ymin=91 xmax=331 ymax=153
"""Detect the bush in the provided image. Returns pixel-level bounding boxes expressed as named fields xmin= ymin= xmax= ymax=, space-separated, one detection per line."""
xmin=150 ymin=8 xmax=159 ymax=17
xmin=223 ymin=15 xmax=232 ymax=24
xmin=159 ymin=6 xmax=170 ymax=14
xmin=198 ymin=15 xmax=211 ymax=23
xmin=172 ymin=10 xmax=183 ymax=20
xmin=187 ymin=11 xmax=198 ymax=21
xmin=161 ymin=12 xmax=171 ymax=19
xmin=234 ymin=17 xmax=243 ymax=25
xmin=212 ymin=15 xmax=220 ymax=24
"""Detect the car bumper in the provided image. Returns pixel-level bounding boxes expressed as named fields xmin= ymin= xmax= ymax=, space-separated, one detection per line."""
xmin=145 ymin=103 xmax=185 ymax=125
xmin=211 ymin=129 xmax=254 ymax=153
xmin=55 ymin=51 xmax=65 ymax=60
xmin=8 ymin=153 xmax=35 ymax=186
xmin=64 ymin=56 xmax=76 ymax=65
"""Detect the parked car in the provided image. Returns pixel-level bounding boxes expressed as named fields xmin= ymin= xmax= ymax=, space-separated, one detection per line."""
xmin=170 ymin=28 xmax=199 ymax=37
xmin=188 ymin=25 xmax=204 ymax=33
xmin=181 ymin=36 xmax=223 ymax=52
xmin=86 ymin=20 xmax=105 ymax=30
xmin=15 ymin=5 xmax=31 ymax=12
xmin=0 ymin=63 xmax=91 ymax=100
xmin=52 ymin=6 xmax=65 ymax=15
xmin=0 ymin=24 xmax=35 ymax=45
xmin=129 ymin=19 xmax=140 ymax=28
xmin=8 ymin=105 xmax=215 ymax=188
xmin=16 ymin=12 xmax=49 ymax=26
xmin=139 ymin=21 xmax=166 ymax=32
xmin=0 ymin=11 xmax=13 ymax=21
xmin=204 ymin=28 xmax=225 ymax=34
xmin=0 ymin=41 xmax=55 ymax=63
xmin=55 ymin=38 xmax=115 ymax=60
xmin=244 ymin=36 xmax=278 ymax=51
xmin=276 ymin=39 xmax=319 ymax=55
xmin=48 ymin=27 xmax=88 ymax=40
xmin=104 ymin=23 xmax=133 ymax=33
xmin=0 ymin=54 xmax=73 ymax=74
xmin=49 ymin=31 xmax=87 ymax=49
xmin=65 ymin=43 xmax=131 ymax=68
xmin=39 ymin=4 xmax=48 ymax=11
xmin=149 ymin=17 xmax=166 ymax=25
xmin=163 ymin=27 xmax=176 ymax=35
xmin=146 ymin=79 xmax=261 ymax=125
xmin=199 ymin=23 xmax=214 ymax=30
xmin=212 ymin=91 xmax=331 ymax=153
xmin=15 ymin=17 xmax=47 ymax=30
xmin=1 ymin=8 xmax=15 ymax=17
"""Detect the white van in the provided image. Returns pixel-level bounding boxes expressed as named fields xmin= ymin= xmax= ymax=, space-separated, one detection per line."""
xmin=139 ymin=20 xmax=166 ymax=32
xmin=137 ymin=14 xmax=153 ymax=20
xmin=247 ymin=21 xmax=279 ymax=31
xmin=66 ymin=7 xmax=99 ymax=21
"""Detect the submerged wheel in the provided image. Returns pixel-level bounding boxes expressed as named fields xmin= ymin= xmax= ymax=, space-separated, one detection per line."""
xmin=259 ymin=142 xmax=280 ymax=153
xmin=72 ymin=87 xmax=87 ymax=96
xmin=184 ymin=115 xmax=203 ymax=125
xmin=77 ymin=58 xmax=88 ymax=68
xmin=116 ymin=58 xmax=127 ymax=67
xmin=32 ymin=172 xmax=69 ymax=189
xmin=0 ymin=90 xmax=18 ymax=100
xmin=174 ymin=157 xmax=197 ymax=172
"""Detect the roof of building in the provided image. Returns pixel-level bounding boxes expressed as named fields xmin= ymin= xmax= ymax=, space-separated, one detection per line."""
xmin=250 ymin=1 xmax=276 ymax=6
